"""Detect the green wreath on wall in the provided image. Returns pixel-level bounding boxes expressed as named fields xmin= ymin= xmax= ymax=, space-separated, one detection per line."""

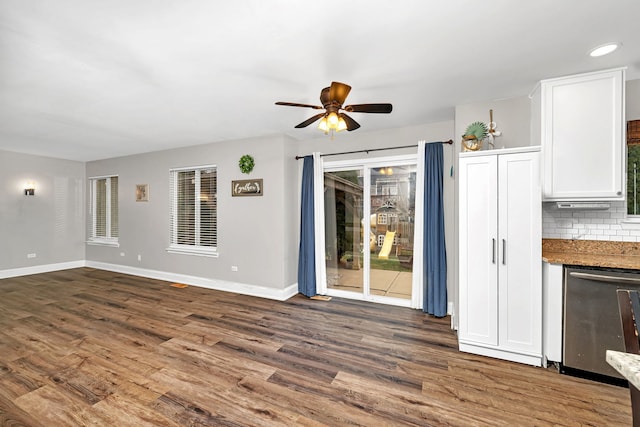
xmin=239 ymin=154 xmax=255 ymax=174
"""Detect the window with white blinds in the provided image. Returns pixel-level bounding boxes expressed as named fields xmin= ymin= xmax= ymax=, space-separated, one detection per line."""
xmin=88 ymin=175 xmax=119 ymax=246
xmin=168 ymin=165 xmax=218 ymax=257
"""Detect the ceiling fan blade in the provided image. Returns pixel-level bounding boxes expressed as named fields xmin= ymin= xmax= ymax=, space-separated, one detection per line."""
xmin=275 ymin=101 xmax=323 ymax=109
xmin=344 ymin=103 xmax=393 ymax=114
xmin=329 ymin=82 xmax=351 ymax=105
xmin=295 ymin=113 xmax=326 ymax=128
xmin=340 ymin=113 xmax=360 ymax=131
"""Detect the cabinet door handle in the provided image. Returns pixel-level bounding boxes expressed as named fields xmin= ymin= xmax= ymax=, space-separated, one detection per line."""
xmin=502 ymin=239 xmax=506 ymax=265
xmin=492 ymin=238 xmax=496 ymax=264
xmin=569 ymin=271 xmax=640 ymax=284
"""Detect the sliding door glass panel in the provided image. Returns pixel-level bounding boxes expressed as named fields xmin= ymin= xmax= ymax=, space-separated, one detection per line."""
xmin=369 ymin=165 xmax=416 ymax=300
xmin=324 ymin=170 xmax=364 ymax=294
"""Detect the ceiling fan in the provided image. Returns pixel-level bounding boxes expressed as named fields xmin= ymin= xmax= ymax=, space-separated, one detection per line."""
xmin=275 ymin=81 xmax=392 ymax=134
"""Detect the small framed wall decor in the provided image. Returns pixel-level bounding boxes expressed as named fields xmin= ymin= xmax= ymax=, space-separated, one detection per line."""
xmin=136 ymin=184 xmax=149 ymax=202
xmin=232 ymin=179 xmax=263 ymax=197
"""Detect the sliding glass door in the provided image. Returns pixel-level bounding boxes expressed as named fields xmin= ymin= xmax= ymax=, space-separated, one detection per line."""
xmin=369 ymin=163 xmax=416 ymax=301
xmin=324 ymin=169 xmax=365 ymax=295
xmin=324 ymin=158 xmax=417 ymax=306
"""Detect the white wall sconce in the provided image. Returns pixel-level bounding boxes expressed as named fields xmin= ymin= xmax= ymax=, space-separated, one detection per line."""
xmin=24 ymin=181 xmax=35 ymax=196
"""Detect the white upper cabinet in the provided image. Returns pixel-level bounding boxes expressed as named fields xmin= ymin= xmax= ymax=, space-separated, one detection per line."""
xmin=532 ymin=68 xmax=625 ymax=201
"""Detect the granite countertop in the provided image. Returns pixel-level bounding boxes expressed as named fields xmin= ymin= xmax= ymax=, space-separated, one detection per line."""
xmin=542 ymin=239 xmax=640 ymax=270
xmin=607 ymin=350 xmax=640 ymax=389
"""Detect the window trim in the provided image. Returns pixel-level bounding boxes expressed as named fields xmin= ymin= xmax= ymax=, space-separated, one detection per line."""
xmin=87 ymin=175 xmax=119 ymax=247
xmin=166 ymin=164 xmax=219 ymax=258
xmin=166 ymin=244 xmax=218 ymax=257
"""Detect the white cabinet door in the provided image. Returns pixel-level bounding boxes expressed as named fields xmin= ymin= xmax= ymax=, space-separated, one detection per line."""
xmin=458 ymin=154 xmax=498 ymax=346
xmin=498 ymin=152 xmax=541 ymax=355
xmin=541 ymin=68 xmax=625 ymax=201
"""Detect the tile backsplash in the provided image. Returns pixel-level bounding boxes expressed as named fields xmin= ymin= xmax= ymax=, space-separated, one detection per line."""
xmin=542 ymin=201 xmax=640 ymax=242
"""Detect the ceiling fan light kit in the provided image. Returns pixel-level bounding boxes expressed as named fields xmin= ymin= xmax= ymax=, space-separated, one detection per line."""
xmin=318 ymin=112 xmax=348 ymax=134
xmin=276 ymin=81 xmax=392 ymax=136
xmin=336 ymin=116 xmax=348 ymax=132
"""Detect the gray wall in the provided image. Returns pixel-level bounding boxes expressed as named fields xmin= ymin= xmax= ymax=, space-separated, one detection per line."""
xmin=282 ymin=135 xmax=300 ymax=286
xmin=2 ymin=120 xmax=456 ymax=305
xmin=4 ymin=79 xmax=635 ymax=302
xmin=86 ymin=134 xmax=299 ymax=290
xmin=455 ymin=95 xmax=532 ymax=150
xmin=0 ymin=150 xmax=85 ymax=269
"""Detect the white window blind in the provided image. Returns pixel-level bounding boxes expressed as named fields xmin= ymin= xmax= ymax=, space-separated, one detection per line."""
xmin=88 ymin=175 xmax=118 ymax=245
xmin=168 ymin=165 xmax=217 ymax=257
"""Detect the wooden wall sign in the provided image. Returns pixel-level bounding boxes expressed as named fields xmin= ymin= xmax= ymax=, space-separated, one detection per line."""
xmin=232 ymin=179 xmax=263 ymax=197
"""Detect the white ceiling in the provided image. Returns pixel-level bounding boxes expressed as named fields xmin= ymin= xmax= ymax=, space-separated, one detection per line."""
xmin=1 ymin=0 xmax=639 ymax=162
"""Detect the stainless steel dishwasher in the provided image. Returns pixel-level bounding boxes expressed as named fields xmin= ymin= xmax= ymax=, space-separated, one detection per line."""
xmin=563 ymin=266 xmax=640 ymax=381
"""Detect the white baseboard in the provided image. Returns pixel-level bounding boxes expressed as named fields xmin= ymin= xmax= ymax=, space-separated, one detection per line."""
xmin=458 ymin=342 xmax=543 ymax=367
xmin=1 ymin=261 xmax=453 ymax=310
xmin=0 ymin=260 xmax=298 ymax=301
xmin=85 ymin=261 xmax=299 ymax=301
xmin=0 ymin=260 xmax=86 ymax=279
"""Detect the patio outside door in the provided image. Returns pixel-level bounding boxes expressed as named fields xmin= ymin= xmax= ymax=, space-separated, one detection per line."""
xmin=324 ymin=161 xmax=417 ymax=307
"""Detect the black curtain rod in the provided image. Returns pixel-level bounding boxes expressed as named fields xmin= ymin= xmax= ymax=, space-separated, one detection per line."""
xmin=294 ymin=139 xmax=453 ymax=160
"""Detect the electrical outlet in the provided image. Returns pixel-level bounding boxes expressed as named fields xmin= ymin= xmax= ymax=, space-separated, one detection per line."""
xmin=120 ymin=252 xmax=125 ymax=257
xmin=231 ymin=266 xmax=238 ymax=272
xmin=27 ymin=253 xmax=36 ymax=259
xmin=137 ymin=254 xmax=141 ymax=261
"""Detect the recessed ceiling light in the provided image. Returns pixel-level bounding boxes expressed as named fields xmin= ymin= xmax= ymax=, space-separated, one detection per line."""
xmin=589 ymin=42 xmax=621 ymax=57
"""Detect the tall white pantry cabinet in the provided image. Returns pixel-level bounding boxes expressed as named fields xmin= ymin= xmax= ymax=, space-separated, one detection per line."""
xmin=458 ymin=147 xmax=542 ymax=366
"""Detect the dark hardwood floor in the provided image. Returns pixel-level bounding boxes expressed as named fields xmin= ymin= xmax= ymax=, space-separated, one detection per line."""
xmin=0 ymin=268 xmax=632 ymax=426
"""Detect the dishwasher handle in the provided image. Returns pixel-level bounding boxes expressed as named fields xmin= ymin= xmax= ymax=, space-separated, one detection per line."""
xmin=569 ymin=271 xmax=640 ymax=285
